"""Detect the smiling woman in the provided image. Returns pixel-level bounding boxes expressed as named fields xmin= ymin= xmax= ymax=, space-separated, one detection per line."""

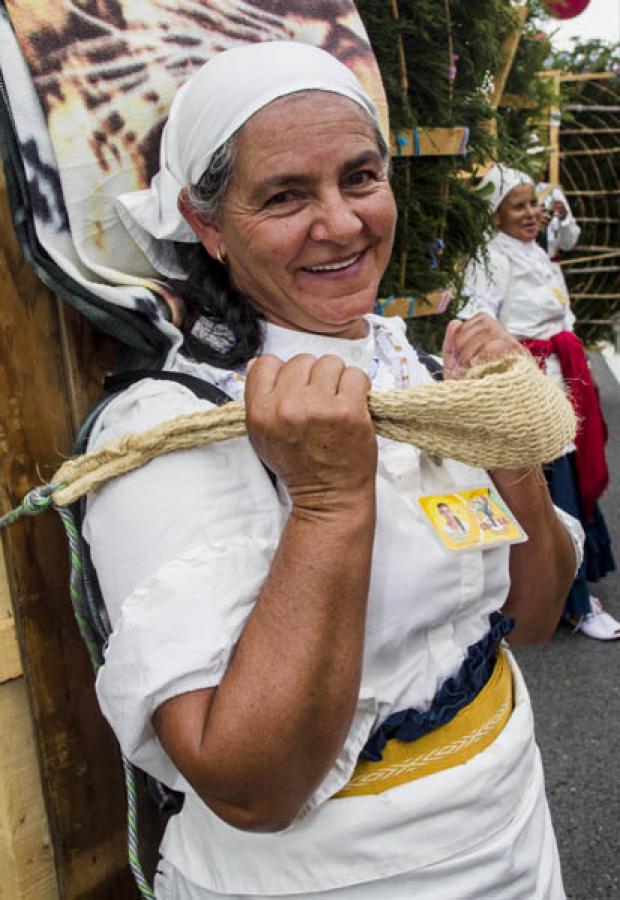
xmin=493 ymin=182 xmax=540 ymax=243
xmin=179 ymin=92 xmax=396 ymax=339
xmin=460 ymin=163 xmax=618 ymax=642
xmin=87 ymin=43 xmax=582 ymax=899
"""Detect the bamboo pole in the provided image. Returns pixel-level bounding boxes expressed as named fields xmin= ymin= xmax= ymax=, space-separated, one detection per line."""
xmin=548 ymin=69 xmax=561 ymax=185
xmin=564 ymin=189 xmax=620 ymax=196
xmin=571 ymin=294 xmax=620 ymax=300
xmin=488 ymin=4 xmax=529 ymax=110
xmin=559 ymin=72 xmax=617 ymax=83
xmin=560 ymin=146 xmax=620 ymax=156
xmin=390 ymin=0 xmax=409 ymax=93
xmin=559 ymin=250 xmax=620 ymax=266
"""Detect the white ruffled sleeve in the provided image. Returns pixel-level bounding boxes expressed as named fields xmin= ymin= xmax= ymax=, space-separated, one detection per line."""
xmin=83 ymin=378 xmax=286 ymax=787
xmin=459 ymin=247 xmax=511 ymax=321
xmin=554 ymin=189 xmax=581 ymax=252
xmin=95 ymin=535 xmax=280 ymax=788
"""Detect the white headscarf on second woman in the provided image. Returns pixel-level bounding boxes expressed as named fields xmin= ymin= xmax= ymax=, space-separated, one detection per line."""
xmin=115 ymin=41 xmax=381 ymax=278
xmin=477 ymin=163 xmax=533 ymax=214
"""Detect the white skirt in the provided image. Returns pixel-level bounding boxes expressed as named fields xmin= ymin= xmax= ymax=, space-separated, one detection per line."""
xmin=155 ymin=654 xmax=565 ymax=900
xmin=154 ymin=789 xmax=564 ymax=900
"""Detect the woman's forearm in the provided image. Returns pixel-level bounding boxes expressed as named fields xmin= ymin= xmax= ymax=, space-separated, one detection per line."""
xmin=490 ymin=466 xmax=576 ymax=643
xmin=154 ymin=488 xmax=375 ymax=830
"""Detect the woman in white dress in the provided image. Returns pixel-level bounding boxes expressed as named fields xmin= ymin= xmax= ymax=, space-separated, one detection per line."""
xmin=86 ymin=46 xmax=581 ymax=898
xmin=460 ymin=164 xmax=617 ymax=641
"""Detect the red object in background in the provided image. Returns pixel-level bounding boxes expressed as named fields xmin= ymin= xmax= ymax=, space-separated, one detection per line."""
xmin=543 ymin=0 xmax=590 ymax=19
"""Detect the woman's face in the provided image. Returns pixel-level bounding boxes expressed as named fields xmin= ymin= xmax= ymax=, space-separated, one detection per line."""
xmin=192 ymin=92 xmax=397 ymax=339
xmin=493 ymin=184 xmax=540 ymax=243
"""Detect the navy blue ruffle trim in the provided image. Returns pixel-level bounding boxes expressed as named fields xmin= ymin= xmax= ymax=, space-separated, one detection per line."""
xmin=360 ymin=612 xmax=515 ymax=762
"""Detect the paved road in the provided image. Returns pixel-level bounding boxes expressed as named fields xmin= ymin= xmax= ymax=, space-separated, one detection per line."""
xmin=514 ymin=351 xmax=620 ymax=900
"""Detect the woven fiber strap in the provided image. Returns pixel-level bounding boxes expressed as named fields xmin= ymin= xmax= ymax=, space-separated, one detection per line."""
xmin=51 ymin=354 xmax=576 ymax=507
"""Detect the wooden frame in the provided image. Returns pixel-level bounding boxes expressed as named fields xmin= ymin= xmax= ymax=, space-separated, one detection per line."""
xmin=0 ymin=542 xmax=58 ymax=899
xmin=389 ymin=127 xmax=469 ymax=158
xmin=0 ymin=171 xmax=137 ymax=898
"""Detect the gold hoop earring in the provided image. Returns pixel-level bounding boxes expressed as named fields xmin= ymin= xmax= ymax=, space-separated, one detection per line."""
xmin=215 ymin=246 xmax=228 ymax=265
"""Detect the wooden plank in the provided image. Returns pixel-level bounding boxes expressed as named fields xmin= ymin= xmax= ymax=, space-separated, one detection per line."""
xmin=0 ymin=172 xmax=137 ymax=897
xmin=0 ymin=542 xmax=22 ymax=684
xmin=0 ymin=617 xmax=22 ymax=684
xmin=376 ymin=289 xmax=452 ymax=318
xmin=488 ymin=4 xmax=528 ymax=110
xmin=558 ymin=72 xmax=617 ymax=83
xmin=0 ymin=678 xmax=58 ymax=900
xmin=474 ymin=4 xmax=528 ymax=156
xmin=390 ymin=126 xmax=469 ymax=158
xmin=498 ymin=92 xmax=535 ymax=109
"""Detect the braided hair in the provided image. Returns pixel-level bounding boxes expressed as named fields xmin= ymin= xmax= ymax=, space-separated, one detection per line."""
xmin=170 ymin=135 xmax=263 ymax=369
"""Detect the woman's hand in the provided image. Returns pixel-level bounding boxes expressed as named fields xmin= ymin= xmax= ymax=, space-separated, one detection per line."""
xmin=245 ymin=353 xmax=377 ymax=515
xmin=442 ymin=314 xmax=523 ymax=380
xmin=550 ymin=199 xmax=568 ymax=221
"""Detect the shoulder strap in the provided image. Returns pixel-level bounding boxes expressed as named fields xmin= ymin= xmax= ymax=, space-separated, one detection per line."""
xmin=74 ymin=369 xmax=233 ymax=457
xmin=102 ymin=369 xmax=233 ymax=406
xmin=72 ymin=368 xmax=235 ymax=639
xmin=412 ymin=345 xmax=444 ymax=381
xmin=70 ymin=368 xmax=236 ymax=818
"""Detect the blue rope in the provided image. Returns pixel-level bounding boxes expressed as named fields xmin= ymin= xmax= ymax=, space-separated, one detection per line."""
xmin=0 ymin=484 xmax=58 ymax=528
xmin=123 ymin=756 xmax=156 ymax=899
xmin=55 ymin=505 xmax=103 ymax=668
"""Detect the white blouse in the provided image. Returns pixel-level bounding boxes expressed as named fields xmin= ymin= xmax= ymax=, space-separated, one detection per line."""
xmin=459 ymin=231 xmax=576 ymax=391
xmin=460 ymin=231 xmax=575 ymax=338
xmin=85 ymin=314 xmax=580 ymax=897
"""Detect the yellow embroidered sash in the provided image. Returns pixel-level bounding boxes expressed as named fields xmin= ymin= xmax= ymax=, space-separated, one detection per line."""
xmin=335 ymin=649 xmax=513 ymax=799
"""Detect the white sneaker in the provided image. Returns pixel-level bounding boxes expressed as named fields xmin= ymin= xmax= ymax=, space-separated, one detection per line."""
xmin=574 ymin=597 xmax=620 ymax=641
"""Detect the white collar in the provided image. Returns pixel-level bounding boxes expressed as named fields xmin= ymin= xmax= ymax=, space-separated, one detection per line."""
xmin=261 ymin=319 xmax=375 ymax=371
xmin=494 ymin=231 xmax=547 ymax=261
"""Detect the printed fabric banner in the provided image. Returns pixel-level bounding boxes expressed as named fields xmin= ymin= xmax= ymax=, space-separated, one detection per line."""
xmin=1 ymin=0 xmax=387 ymax=347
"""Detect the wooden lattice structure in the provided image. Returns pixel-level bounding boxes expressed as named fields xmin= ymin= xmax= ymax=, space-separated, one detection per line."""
xmin=544 ymin=70 xmax=620 ymax=344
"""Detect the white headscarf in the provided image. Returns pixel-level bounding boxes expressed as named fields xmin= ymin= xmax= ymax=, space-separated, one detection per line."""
xmin=115 ymin=41 xmax=380 ymax=277
xmin=477 ymin=163 xmax=533 ymax=214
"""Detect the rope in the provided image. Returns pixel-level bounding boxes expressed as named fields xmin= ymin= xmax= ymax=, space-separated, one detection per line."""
xmin=49 ymin=353 xmax=577 ymax=508
xmin=0 ymin=484 xmax=57 ymax=528
xmin=55 ymin=505 xmax=103 ymax=667
xmin=123 ymin=756 xmax=156 ymax=899
xmin=0 ymin=355 xmax=577 ymax=519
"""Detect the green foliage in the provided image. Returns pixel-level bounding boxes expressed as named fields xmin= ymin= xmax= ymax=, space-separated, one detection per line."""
xmin=356 ymin=5 xmax=619 ymax=350
xmin=357 ymin=0 xmax=514 ymax=312
xmin=357 ymin=1 xmax=550 ymax=350
xmin=546 ymin=38 xmax=620 ymax=74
